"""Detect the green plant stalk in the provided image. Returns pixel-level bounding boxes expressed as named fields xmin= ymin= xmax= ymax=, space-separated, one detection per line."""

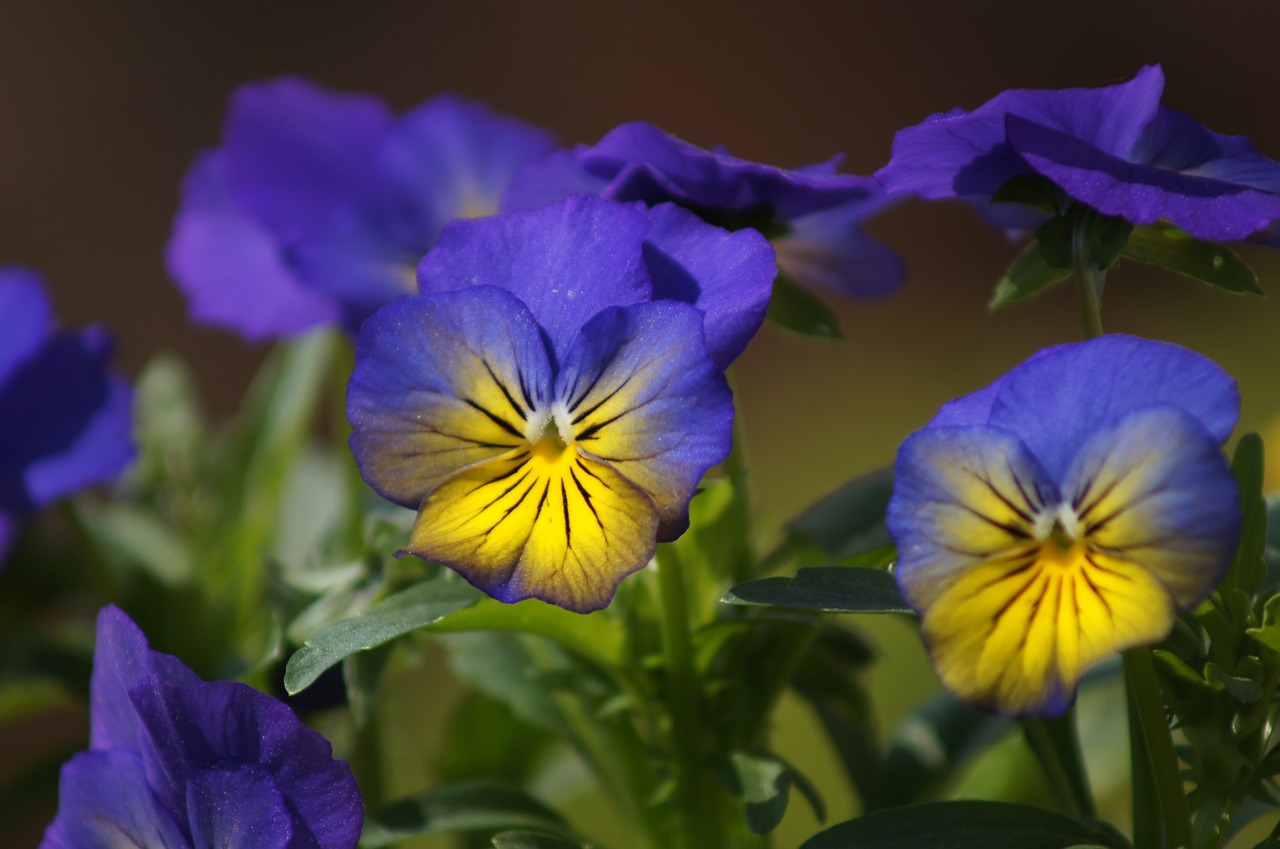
xmin=1071 ymin=212 xmax=1106 ymax=340
xmin=657 ymin=544 xmax=718 ymax=849
xmin=1022 ymin=711 xmax=1095 ymax=818
xmin=1126 ymin=685 xmax=1160 ymax=849
xmin=1123 ymin=648 xmax=1194 ymax=848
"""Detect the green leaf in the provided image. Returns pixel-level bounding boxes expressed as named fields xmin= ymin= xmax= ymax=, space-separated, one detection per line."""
xmin=1092 ymin=215 xmax=1133 ymax=269
xmin=724 ymin=566 xmax=911 ymax=614
xmin=1034 ymin=215 xmax=1074 ymax=268
xmin=284 ymin=576 xmax=481 ymax=694
xmin=75 ymin=502 xmax=194 ymax=587
xmin=440 ymin=632 xmax=570 ymax=734
xmin=990 ymin=240 xmax=1072 ymax=309
xmin=425 ymin=597 xmax=624 ymax=671
xmin=491 ymin=831 xmax=586 ymax=849
xmin=990 ymin=174 xmax=1064 ymax=214
xmin=1204 ymin=661 xmax=1263 ymax=703
xmin=1122 ymin=222 xmax=1263 ymax=294
xmin=359 ymin=782 xmax=573 ymax=847
xmin=1226 ymin=434 xmax=1268 ymax=596
xmin=799 ymin=801 xmax=1130 ymax=849
xmin=779 ymin=467 xmax=895 ymax=561
xmin=765 ymin=273 xmax=843 ymax=339
xmin=727 ymin=751 xmax=826 ymax=835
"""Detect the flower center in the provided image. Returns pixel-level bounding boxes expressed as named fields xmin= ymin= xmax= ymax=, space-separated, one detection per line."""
xmin=1034 ymin=505 xmax=1087 ymax=570
xmin=524 ymin=404 xmax=576 ymax=462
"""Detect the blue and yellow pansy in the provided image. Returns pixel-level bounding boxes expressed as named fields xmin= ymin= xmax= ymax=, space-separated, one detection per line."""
xmin=887 ymin=335 xmax=1242 ymax=715
xmin=348 ymin=195 xmax=775 ymax=612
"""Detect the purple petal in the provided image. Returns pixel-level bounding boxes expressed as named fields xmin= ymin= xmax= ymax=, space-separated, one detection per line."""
xmin=90 ymin=605 xmax=202 ymax=752
xmin=877 ymin=65 xmax=1165 ymax=200
xmin=348 ymin=287 xmax=555 ymax=507
xmin=772 ymin=197 xmax=906 ymax=299
xmin=221 ymin=77 xmax=392 ymax=242
xmin=501 ymin=149 xmax=616 ymax=212
xmin=555 ymin=300 xmax=734 ymax=539
xmin=1133 ymin=108 xmax=1280 ymax=192
xmin=640 ymin=203 xmax=775 ymax=368
xmin=186 ymin=766 xmax=293 ymax=849
xmin=417 ymin=195 xmax=653 ymax=359
xmin=40 ymin=750 xmax=192 ymax=849
xmin=166 ymin=151 xmax=343 ymax=339
xmin=0 ymin=326 xmax=134 ymax=514
xmin=985 ymin=334 xmax=1239 ymax=481
xmin=1007 ymin=114 xmax=1280 ymax=241
xmin=0 ymin=268 xmax=52 ymax=387
xmin=0 ymin=513 xmax=14 ymax=568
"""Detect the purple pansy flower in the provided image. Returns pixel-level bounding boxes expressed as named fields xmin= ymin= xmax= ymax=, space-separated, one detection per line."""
xmin=167 ymin=78 xmax=555 ymax=339
xmin=0 ymin=268 xmax=133 ymax=565
xmin=41 ymin=606 xmax=362 ymax=849
xmin=348 ymin=195 xmax=775 ymax=612
xmin=877 ymin=65 xmax=1280 ymax=241
xmin=503 ymin=121 xmax=904 ymax=300
xmin=887 ymin=335 xmax=1240 ymax=716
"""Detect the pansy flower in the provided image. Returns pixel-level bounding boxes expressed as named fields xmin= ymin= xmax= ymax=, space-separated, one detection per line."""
xmin=0 ymin=268 xmax=133 ymax=565
xmin=167 ymin=78 xmax=555 ymax=339
xmin=348 ymin=195 xmax=775 ymax=612
xmin=876 ymin=65 xmax=1280 ymax=240
xmin=40 ymin=606 xmax=362 ymax=849
xmin=887 ymin=335 xmax=1241 ymax=716
xmin=503 ymin=121 xmax=904 ymax=300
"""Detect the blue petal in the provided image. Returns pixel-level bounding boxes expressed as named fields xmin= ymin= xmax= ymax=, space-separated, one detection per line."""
xmin=1007 ymin=114 xmax=1280 ymax=241
xmin=166 ymin=151 xmax=342 ymax=338
xmin=772 ymin=197 xmax=906 ymax=299
xmin=129 ymin=678 xmax=362 ymax=849
xmin=1134 ymin=108 xmax=1280 ymax=193
xmin=40 ymin=750 xmax=191 ymax=849
xmin=555 ymin=300 xmax=734 ymax=539
xmin=877 ymin=65 xmax=1164 ymax=201
xmin=417 ymin=195 xmax=653 ymax=359
xmin=640 ymin=203 xmax=775 ymax=368
xmin=984 ymin=335 xmax=1239 ymax=480
xmin=501 ymin=148 xmax=611 ymax=212
xmin=221 ymin=77 xmax=392 ymax=242
xmin=348 ymin=287 xmax=554 ymax=508
xmin=186 ymin=766 xmax=292 ymax=849
xmin=0 ymin=267 xmax=52 ymax=387
xmin=90 ymin=605 xmax=202 ymax=754
xmin=0 ymin=326 xmax=134 ymax=514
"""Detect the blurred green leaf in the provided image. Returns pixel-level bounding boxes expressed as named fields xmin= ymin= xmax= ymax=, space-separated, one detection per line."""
xmin=490 ymin=831 xmax=586 ymax=849
xmin=359 ymin=782 xmax=573 ymax=847
xmin=990 ymin=174 xmax=1064 ymax=214
xmin=1204 ymin=661 xmax=1263 ymax=703
xmin=284 ymin=576 xmax=480 ymax=694
xmin=1226 ymin=434 xmax=1268 ymax=596
xmin=441 ymin=633 xmax=570 ymax=734
xmin=1034 ymin=215 xmax=1074 ymax=268
xmin=990 ymin=241 xmax=1071 ymax=309
xmin=728 ymin=751 xmax=825 ymax=835
xmin=724 ymin=567 xmax=910 ymax=614
xmin=1122 ymin=222 xmax=1262 ymax=294
xmin=426 ymin=597 xmax=624 ymax=672
xmin=437 ymin=692 xmax=559 ymax=786
xmin=800 ymin=800 xmax=1130 ymax=848
xmin=775 ymin=467 xmax=895 ymax=562
xmin=75 ymin=502 xmax=194 ymax=587
xmin=766 ymin=274 xmax=843 ymax=339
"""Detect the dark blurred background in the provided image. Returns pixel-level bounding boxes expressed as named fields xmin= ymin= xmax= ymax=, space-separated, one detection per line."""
xmin=3 ymin=1 xmax=1280 ymax=844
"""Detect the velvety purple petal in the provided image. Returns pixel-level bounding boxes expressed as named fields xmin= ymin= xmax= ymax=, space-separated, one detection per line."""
xmin=0 ymin=512 xmax=13 ymax=569
xmin=0 ymin=326 xmax=134 ymax=513
xmin=1133 ymin=108 xmax=1280 ymax=192
xmin=500 ymin=148 xmax=612 ymax=212
xmin=772 ymin=197 xmax=906 ymax=299
xmin=585 ymin=122 xmax=875 ymax=218
xmin=166 ymin=151 xmax=342 ymax=339
xmin=186 ymin=766 xmax=293 ymax=849
xmin=985 ymin=334 xmax=1239 ymax=480
xmin=0 ymin=267 xmax=52 ymax=387
xmin=348 ymin=287 xmax=555 ymax=507
xmin=90 ymin=605 xmax=202 ymax=752
xmin=877 ymin=65 xmax=1165 ymax=200
xmin=129 ymin=678 xmax=363 ymax=849
xmin=417 ymin=195 xmax=653 ymax=359
xmin=1008 ymin=114 xmax=1280 ymax=240
xmin=222 ymin=77 xmax=392 ymax=242
xmin=555 ymin=300 xmax=734 ymax=539
xmin=40 ymin=750 xmax=192 ymax=849
xmin=640 ymin=203 xmax=775 ymax=367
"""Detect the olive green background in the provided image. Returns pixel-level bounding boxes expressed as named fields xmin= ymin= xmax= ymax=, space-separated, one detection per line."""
xmin=2 ymin=1 xmax=1280 ymax=846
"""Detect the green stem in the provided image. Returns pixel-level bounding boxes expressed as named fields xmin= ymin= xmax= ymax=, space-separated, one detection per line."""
xmin=1071 ymin=212 xmax=1106 ymax=340
xmin=1022 ymin=711 xmax=1095 ymax=818
xmin=1124 ymin=648 xmax=1194 ymax=849
xmin=1126 ymin=682 xmax=1160 ymax=849
xmin=657 ymin=544 xmax=715 ymax=849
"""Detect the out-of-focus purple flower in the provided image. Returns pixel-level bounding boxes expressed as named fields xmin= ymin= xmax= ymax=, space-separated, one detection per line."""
xmin=0 ymin=268 xmax=133 ymax=565
xmin=504 ymin=121 xmax=904 ymax=300
xmin=41 ymin=605 xmax=362 ymax=849
xmin=877 ymin=65 xmax=1280 ymax=241
xmin=167 ymin=78 xmax=555 ymax=339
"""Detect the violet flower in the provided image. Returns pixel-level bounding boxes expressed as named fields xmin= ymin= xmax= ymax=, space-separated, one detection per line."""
xmin=41 ymin=606 xmax=363 ymax=849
